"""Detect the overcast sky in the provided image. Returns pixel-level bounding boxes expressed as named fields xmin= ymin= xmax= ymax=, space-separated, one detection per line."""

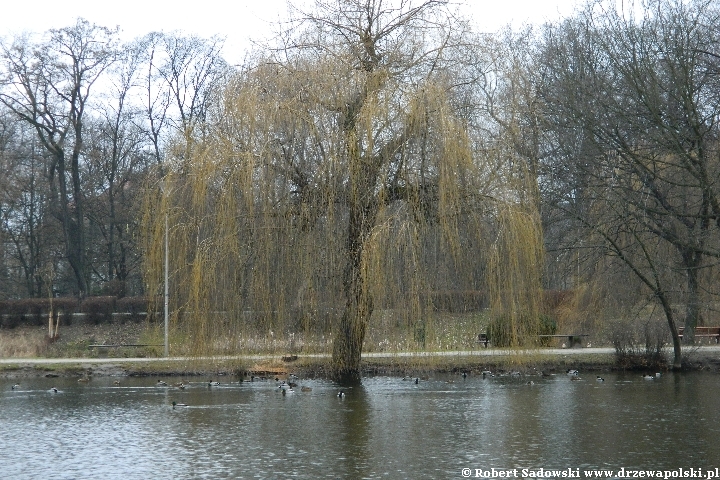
xmin=0 ymin=0 xmax=582 ymax=64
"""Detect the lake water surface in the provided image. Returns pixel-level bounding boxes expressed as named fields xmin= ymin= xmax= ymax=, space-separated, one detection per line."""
xmin=1 ymin=371 xmax=719 ymax=479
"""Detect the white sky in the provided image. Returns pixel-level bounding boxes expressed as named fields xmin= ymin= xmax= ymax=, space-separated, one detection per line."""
xmin=0 ymin=0 xmax=582 ymax=64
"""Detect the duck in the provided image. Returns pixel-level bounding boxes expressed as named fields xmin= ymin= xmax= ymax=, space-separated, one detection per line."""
xmin=11 ymin=383 xmax=20 ymax=390
xmin=462 ymin=372 xmax=467 ymax=379
xmin=277 ymin=381 xmax=291 ymax=390
xmin=281 ymin=388 xmax=294 ymax=396
xmin=642 ymin=374 xmax=655 ymax=380
xmin=596 ymin=376 xmax=605 ymax=382
xmin=481 ymin=370 xmax=494 ymax=377
xmin=172 ymin=401 xmax=187 ymax=409
xmin=156 ymin=380 xmax=168 ymax=387
xmin=49 ymin=387 xmax=58 ymax=393
xmin=570 ymin=376 xmax=582 ymax=381
xmin=414 ymin=378 xmax=419 ymax=384
xmin=208 ymin=381 xmax=220 ymax=387
xmin=526 ymin=381 xmax=535 ymax=385
xmin=655 ymin=372 xmax=662 ymax=378
xmin=301 ymin=386 xmax=312 ymax=392
xmin=78 ymin=376 xmax=90 ymax=383
xmin=113 ymin=380 xmax=121 ymax=386
xmin=172 ymin=382 xmax=186 ymax=389
xmin=566 ymin=369 xmax=579 ymax=376
xmin=337 ymin=390 xmax=346 ymax=398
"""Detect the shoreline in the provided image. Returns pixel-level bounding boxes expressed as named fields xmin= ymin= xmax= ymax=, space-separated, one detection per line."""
xmin=1 ymin=346 xmax=719 ymax=379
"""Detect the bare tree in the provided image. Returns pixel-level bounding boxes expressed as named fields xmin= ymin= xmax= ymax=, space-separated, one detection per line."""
xmin=538 ymin=0 xmax=720 ymax=366
xmin=82 ymin=40 xmax=151 ymax=294
xmin=0 ymin=19 xmax=118 ymax=296
xmin=0 ymin=109 xmax=57 ymax=297
xmin=135 ymin=31 xmax=228 ymax=167
xmin=134 ymin=32 xmax=171 ymax=167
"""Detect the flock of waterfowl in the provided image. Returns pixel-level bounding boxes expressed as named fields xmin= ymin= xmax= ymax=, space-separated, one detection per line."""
xmin=471 ymin=367 xmax=664 ymax=386
xmin=161 ymin=372 xmax=331 ymax=407
xmin=564 ymin=368 xmax=661 ymax=382
xmin=8 ymin=368 xmax=665 ymax=406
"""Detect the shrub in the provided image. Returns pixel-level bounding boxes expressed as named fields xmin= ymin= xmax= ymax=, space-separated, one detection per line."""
xmin=115 ymin=296 xmax=149 ymax=322
xmin=0 ymin=298 xmax=80 ymax=328
xmin=53 ymin=297 xmax=79 ymax=313
xmin=0 ymin=301 xmax=17 ymax=327
xmin=538 ymin=314 xmax=558 ymax=346
xmin=487 ymin=313 xmax=557 ymax=347
xmin=16 ymin=299 xmax=48 ymax=326
xmin=609 ymin=317 xmax=668 ymax=370
xmin=47 ymin=297 xmax=78 ymax=328
xmin=80 ymin=296 xmax=117 ymax=324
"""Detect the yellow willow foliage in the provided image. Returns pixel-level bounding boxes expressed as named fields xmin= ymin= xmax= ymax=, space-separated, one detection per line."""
xmin=488 ymin=201 xmax=544 ymax=347
xmin=362 ymin=203 xmax=426 ymax=328
xmin=141 ymin=51 xmax=543 ymax=358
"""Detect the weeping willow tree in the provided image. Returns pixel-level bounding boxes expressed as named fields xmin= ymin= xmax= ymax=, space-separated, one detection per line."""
xmin=143 ymin=0 xmax=545 ymax=380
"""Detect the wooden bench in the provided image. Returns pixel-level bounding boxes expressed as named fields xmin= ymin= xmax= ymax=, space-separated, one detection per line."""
xmin=678 ymin=326 xmax=720 ymax=343
xmin=477 ymin=333 xmax=489 ymax=347
xmin=537 ymin=334 xmax=588 ymax=348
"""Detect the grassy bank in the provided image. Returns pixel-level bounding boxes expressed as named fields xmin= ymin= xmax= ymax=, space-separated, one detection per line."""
xmin=3 ymin=347 xmax=719 ymax=379
xmin=0 ymin=350 xmax=619 ymax=379
xmin=1 ymin=319 xmax=717 ymax=379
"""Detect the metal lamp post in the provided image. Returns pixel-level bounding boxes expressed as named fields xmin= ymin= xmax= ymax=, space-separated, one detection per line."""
xmin=164 ymin=212 xmax=169 ymax=357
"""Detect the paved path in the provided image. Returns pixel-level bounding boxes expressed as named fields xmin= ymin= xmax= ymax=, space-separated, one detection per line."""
xmin=3 ymin=346 xmax=717 ymax=365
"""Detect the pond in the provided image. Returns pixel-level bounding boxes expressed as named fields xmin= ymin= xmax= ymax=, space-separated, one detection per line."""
xmin=1 ymin=370 xmax=719 ymax=479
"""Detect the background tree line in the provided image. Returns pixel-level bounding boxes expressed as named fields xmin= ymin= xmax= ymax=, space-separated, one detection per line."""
xmin=0 ymin=20 xmax=227 ymax=299
xmin=537 ymin=0 xmax=720 ymax=366
xmin=2 ymin=0 xmax=719 ymax=374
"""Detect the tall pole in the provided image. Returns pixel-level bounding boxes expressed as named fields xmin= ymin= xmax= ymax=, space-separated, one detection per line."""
xmin=164 ymin=212 xmax=169 ymax=357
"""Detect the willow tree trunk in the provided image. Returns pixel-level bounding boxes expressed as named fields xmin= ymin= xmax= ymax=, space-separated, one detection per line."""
xmin=332 ymin=249 xmax=372 ymax=381
xmin=331 ymin=140 xmax=381 ymax=381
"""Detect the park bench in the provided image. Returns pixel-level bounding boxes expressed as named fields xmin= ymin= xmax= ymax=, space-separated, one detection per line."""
xmin=477 ymin=333 xmax=589 ymax=348
xmin=537 ymin=334 xmax=589 ymax=348
xmin=677 ymin=326 xmax=720 ymax=343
